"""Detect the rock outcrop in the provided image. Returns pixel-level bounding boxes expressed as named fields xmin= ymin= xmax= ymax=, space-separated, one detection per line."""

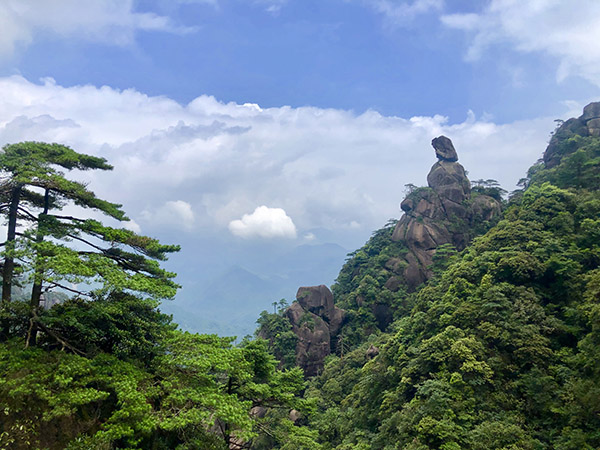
xmin=277 ymin=136 xmax=501 ymax=377
xmin=285 ymin=285 xmax=346 ymax=377
xmin=544 ymin=102 xmax=600 ymax=168
xmin=391 ymin=136 xmax=501 ymax=290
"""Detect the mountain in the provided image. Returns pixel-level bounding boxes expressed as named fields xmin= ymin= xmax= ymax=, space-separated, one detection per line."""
xmin=163 ymin=242 xmax=348 ymax=337
xmin=259 ymin=134 xmax=503 ymax=375
xmin=255 ymin=104 xmax=600 ymax=449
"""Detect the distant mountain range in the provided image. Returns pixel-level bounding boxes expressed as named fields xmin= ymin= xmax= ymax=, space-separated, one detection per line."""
xmin=161 ymin=242 xmax=349 ymax=337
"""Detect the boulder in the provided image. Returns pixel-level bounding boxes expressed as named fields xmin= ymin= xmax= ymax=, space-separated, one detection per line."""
xmin=285 ymin=285 xmax=347 ymax=377
xmin=366 ymin=344 xmax=380 ymax=359
xmin=289 ymin=409 xmax=302 ymax=423
xmin=472 ymin=195 xmax=502 ymax=222
xmin=432 ymin=135 xmax=458 ymax=162
xmin=297 ymin=285 xmax=335 ymax=321
xmin=587 ymin=118 xmax=600 ymax=137
xmin=289 ymin=310 xmax=330 ymax=377
xmin=427 ymin=161 xmax=470 ymax=198
xmin=581 ymin=102 xmax=600 ymax=121
xmin=384 ymin=275 xmax=402 ymax=292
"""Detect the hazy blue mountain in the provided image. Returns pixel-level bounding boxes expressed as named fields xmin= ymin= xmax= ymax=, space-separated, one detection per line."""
xmin=162 ymin=242 xmax=349 ymax=337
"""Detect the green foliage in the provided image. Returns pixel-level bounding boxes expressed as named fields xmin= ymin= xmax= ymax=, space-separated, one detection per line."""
xmin=331 ymin=220 xmax=411 ymax=348
xmin=256 ymin=306 xmax=299 ymax=370
xmin=0 ymin=318 xmax=309 ymax=449
xmin=471 ymin=179 xmax=507 ymax=201
xmin=0 ymin=141 xmax=180 ymax=315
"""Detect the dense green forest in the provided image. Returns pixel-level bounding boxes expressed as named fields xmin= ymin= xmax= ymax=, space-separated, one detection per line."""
xmin=1 ymin=104 xmax=599 ymax=449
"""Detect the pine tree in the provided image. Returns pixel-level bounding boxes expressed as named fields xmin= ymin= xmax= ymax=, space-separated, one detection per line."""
xmin=0 ymin=142 xmax=179 ymax=344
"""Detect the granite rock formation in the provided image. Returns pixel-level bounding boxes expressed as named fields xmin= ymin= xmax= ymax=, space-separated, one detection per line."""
xmin=278 ymin=136 xmax=500 ymax=377
xmin=391 ymin=136 xmax=501 ymax=290
xmin=285 ymin=285 xmax=346 ymax=376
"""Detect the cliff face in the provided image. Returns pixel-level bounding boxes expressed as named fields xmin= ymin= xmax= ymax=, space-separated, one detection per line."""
xmin=285 ymin=285 xmax=345 ymax=377
xmin=390 ymin=136 xmax=501 ymax=290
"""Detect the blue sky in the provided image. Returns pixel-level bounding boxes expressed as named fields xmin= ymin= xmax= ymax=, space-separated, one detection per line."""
xmin=1 ymin=0 xmax=600 ymax=334
xmin=6 ymin=0 xmax=598 ymax=122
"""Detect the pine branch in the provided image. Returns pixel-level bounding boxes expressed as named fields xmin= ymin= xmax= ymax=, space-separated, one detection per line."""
xmin=17 ymin=206 xmax=38 ymax=221
xmin=46 ymin=280 xmax=91 ymax=297
xmin=50 ymin=214 xmax=87 ymax=223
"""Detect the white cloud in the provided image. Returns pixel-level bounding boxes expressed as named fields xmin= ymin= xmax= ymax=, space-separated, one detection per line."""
xmin=357 ymin=0 xmax=444 ymax=25
xmin=123 ymin=219 xmax=142 ymax=234
xmin=0 ymin=75 xmax=572 ymax=240
xmin=441 ymin=0 xmax=600 ymax=86
xmin=254 ymin=0 xmax=288 ymax=14
xmin=142 ymin=200 xmax=195 ymax=231
xmin=229 ymin=206 xmax=297 ymax=239
xmin=0 ymin=0 xmax=195 ymax=58
xmin=303 ymin=232 xmax=316 ymax=241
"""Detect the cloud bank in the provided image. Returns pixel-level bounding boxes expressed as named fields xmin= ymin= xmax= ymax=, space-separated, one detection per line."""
xmin=0 ymin=76 xmax=558 ymax=240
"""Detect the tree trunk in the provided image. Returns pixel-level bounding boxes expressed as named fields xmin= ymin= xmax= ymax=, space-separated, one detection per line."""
xmin=27 ymin=189 xmax=50 ymax=347
xmin=2 ymin=184 xmax=22 ymax=304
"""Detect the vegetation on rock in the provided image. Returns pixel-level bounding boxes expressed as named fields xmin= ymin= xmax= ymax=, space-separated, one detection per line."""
xmin=259 ymin=106 xmax=600 ymax=449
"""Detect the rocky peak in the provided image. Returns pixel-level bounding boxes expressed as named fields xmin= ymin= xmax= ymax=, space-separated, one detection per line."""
xmin=432 ymin=135 xmax=459 ymax=162
xmin=581 ymin=102 xmax=600 ymax=122
xmin=391 ymin=136 xmax=501 ymax=290
xmin=275 ymin=136 xmax=501 ymax=377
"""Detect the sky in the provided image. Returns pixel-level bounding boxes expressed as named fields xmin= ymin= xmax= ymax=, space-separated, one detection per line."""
xmin=1 ymin=0 xmax=600 ymax=335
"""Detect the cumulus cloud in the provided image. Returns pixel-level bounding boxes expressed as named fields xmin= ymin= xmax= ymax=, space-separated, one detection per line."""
xmin=0 ymin=75 xmax=564 ymax=239
xmin=0 ymin=0 xmax=194 ymax=57
xmin=441 ymin=0 xmax=600 ymax=86
xmin=229 ymin=206 xmax=297 ymax=239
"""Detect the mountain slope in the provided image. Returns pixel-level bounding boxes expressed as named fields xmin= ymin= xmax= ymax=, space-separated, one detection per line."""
xmin=255 ymin=103 xmax=600 ymax=449
xmin=300 ymin=103 xmax=600 ymax=450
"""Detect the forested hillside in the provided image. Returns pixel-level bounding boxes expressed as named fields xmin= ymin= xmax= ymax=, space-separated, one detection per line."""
xmin=256 ymin=104 xmax=600 ymax=449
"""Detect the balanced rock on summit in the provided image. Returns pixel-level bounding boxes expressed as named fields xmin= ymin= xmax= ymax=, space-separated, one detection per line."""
xmin=431 ymin=135 xmax=459 ymax=162
xmin=391 ymin=135 xmax=501 ymax=290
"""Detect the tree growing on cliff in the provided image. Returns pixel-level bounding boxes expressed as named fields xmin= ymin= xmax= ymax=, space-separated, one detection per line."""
xmin=0 ymin=141 xmax=179 ymax=344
